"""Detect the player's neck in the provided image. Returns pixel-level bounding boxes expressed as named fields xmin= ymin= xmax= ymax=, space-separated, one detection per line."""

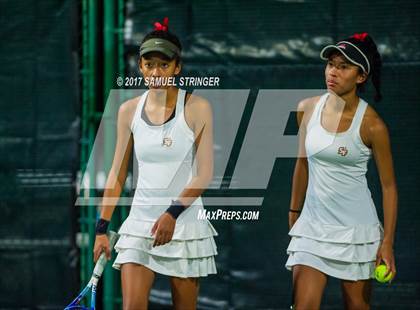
xmin=327 ymin=89 xmax=359 ymax=114
xmin=148 ymin=86 xmax=178 ymax=108
xmin=340 ymin=91 xmax=359 ymax=113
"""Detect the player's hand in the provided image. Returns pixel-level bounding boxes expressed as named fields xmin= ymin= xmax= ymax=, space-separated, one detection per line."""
xmin=375 ymin=241 xmax=396 ymax=282
xmin=93 ymin=234 xmax=111 ymax=262
xmin=151 ymin=212 xmax=176 ymax=247
xmin=288 ymin=211 xmax=300 ymax=230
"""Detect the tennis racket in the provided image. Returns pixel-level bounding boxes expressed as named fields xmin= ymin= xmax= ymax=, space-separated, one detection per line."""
xmin=65 ymin=231 xmax=119 ymax=310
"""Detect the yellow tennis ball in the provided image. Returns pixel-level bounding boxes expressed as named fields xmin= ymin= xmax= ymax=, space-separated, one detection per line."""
xmin=375 ymin=264 xmax=393 ymax=283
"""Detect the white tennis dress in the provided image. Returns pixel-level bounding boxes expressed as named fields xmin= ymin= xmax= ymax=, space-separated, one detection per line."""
xmin=112 ymin=89 xmax=218 ymax=278
xmin=285 ymin=93 xmax=384 ymax=281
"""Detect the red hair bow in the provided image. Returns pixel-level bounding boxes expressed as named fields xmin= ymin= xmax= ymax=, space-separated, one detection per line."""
xmin=351 ymin=32 xmax=368 ymax=41
xmin=154 ymin=17 xmax=169 ymax=32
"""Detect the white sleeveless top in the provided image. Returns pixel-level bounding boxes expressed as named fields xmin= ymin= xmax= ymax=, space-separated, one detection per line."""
xmin=302 ymin=93 xmax=381 ymax=225
xmin=286 ymin=94 xmax=383 ymax=280
xmin=290 ymin=93 xmax=383 ymax=243
xmin=129 ymin=88 xmax=204 ymax=222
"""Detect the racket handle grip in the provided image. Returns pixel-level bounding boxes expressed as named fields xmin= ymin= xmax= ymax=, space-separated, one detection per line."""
xmin=93 ymin=231 xmax=119 ymax=277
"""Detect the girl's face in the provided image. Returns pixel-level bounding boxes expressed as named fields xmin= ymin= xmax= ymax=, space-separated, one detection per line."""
xmin=139 ymin=53 xmax=181 ymax=89
xmin=325 ymin=54 xmax=367 ymax=96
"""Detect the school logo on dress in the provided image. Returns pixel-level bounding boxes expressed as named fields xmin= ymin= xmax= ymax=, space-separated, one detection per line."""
xmin=337 ymin=146 xmax=348 ymax=156
xmin=162 ymin=137 xmax=173 ymax=147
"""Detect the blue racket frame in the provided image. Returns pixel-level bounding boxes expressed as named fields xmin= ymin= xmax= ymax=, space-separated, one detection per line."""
xmin=64 ymin=231 xmax=119 ymax=310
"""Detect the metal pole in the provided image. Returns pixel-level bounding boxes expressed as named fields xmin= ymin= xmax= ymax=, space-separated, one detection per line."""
xmin=80 ymin=0 xmax=97 ymax=304
xmin=87 ymin=0 xmax=98 ymax=288
xmin=103 ymin=0 xmax=119 ymax=308
xmin=80 ymin=0 xmax=89 ymax=289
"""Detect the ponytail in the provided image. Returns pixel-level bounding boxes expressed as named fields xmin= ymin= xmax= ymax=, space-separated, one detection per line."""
xmin=370 ymin=48 xmax=382 ymax=102
xmin=353 ymin=34 xmax=383 ymax=102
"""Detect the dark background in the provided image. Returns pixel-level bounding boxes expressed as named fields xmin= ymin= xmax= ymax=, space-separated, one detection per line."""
xmin=0 ymin=0 xmax=419 ymax=309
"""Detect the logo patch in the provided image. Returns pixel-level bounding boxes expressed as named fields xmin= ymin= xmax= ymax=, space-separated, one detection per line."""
xmin=162 ymin=137 xmax=173 ymax=147
xmin=337 ymin=146 xmax=348 ymax=156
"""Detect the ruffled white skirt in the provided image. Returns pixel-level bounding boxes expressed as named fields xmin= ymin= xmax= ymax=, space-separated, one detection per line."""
xmin=285 ymin=217 xmax=383 ymax=281
xmin=112 ymin=216 xmax=218 ymax=278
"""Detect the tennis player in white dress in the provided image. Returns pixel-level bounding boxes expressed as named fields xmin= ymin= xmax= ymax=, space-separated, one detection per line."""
xmin=93 ymin=18 xmax=217 ymax=309
xmin=286 ymin=33 xmax=398 ymax=309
